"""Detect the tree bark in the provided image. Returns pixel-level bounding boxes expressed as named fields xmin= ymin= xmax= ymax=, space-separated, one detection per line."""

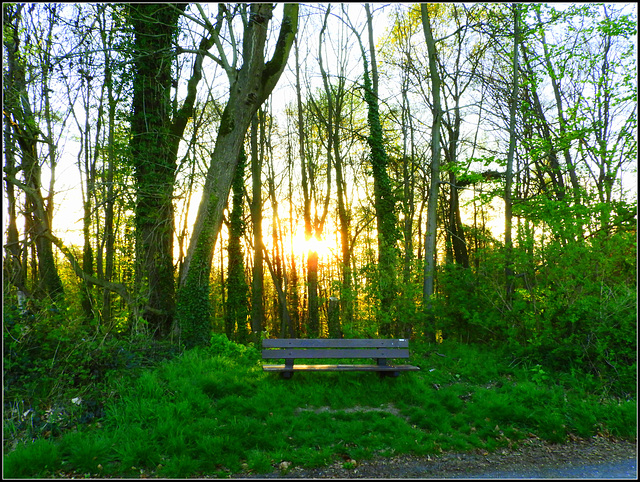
xmin=363 ymin=3 xmax=399 ymax=336
xmin=421 ymin=4 xmax=443 ymax=312
xmin=3 ymin=3 xmax=64 ymax=301
xmin=504 ymin=4 xmax=521 ymax=307
xmin=250 ymin=113 xmax=265 ymax=341
xmin=130 ymin=4 xmax=185 ymax=337
xmin=177 ymin=4 xmax=299 ymax=348
xmin=225 ymin=149 xmax=250 ymax=343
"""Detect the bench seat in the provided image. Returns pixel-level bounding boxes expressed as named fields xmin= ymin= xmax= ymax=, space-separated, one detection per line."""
xmin=261 ymin=338 xmax=420 ymax=378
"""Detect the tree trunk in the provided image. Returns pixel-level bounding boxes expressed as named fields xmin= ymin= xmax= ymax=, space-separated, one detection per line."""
xmin=250 ymin=113 xmax=265 ymax=341
xmin=2 ymin=9 xmax=26 ymax=294
xmin=265 ymin=115 xmax=289 ymax=338
xmin=102 ymin=37 xmax=117 ymax=329
xmin=401 ymin=75 xmax=416 ymax=286
xmin=504 ymin=4 xmax=521 ymax=307
xmin=225 ymin=149 xmax=250 ymax=343
xmin=75 ymin=50 xmax=100 ymax=324
xmin=319 ymin=5 xmax=353 ymax=332
xmin=421 ymin=4 xmax=442 ymax=312
xmin=130 ymin=3 xmax=225 ymax=339
xmin=3 ymin=4 xmax=64 ymax=301
xmin=3 ymin=100 xmax=26 ymax=295
xmin=177 ymin=4 xmax=299 ymax=348
xmin=294 ymin=35 xmax=321 ymax=337
xmin=363 ymin=3 xmax=399 ymax=336
xmin=443 ymin=116 xmax=470 ymax=269
xmin=287 ymin=137 xmax=300 ymax=338
xmin=130 ymin=4 xmax=185 ymax=337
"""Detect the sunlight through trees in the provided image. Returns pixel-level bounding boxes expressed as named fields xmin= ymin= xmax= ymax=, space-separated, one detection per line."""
xmin=3 ymin=3 xmax=636 ymax=360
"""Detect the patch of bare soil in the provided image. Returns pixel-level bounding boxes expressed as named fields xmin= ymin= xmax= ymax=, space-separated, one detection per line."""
xmin=235 ymin=435 xmax=637 ymax=479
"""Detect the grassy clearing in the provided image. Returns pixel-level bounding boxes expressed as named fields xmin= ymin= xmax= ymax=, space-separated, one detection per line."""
xmin=3 ymin=335 xmax=636 ymax=478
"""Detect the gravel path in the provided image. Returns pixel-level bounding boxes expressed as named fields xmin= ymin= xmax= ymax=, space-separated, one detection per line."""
xmin=235 ymin=435 xmax=637 ymax=479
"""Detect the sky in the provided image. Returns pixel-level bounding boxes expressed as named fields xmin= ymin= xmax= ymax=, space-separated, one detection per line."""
xmin=26 ymin=3 xmax=402 ymax=251
xmin=4 ymin=3 xmax=636 ymax=263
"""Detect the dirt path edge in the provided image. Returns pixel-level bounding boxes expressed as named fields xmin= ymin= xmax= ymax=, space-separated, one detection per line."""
xmin=234 ymin=435 xmax=637 ymax=479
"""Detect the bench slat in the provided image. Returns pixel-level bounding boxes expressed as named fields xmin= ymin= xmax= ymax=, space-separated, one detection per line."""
xmin=262 ymin=364 xmax=421 ymax=372
xmin=262 ymin=338 xmax=409 ymax=348
xmin=261 ymin=348 xmax=410 ymax=359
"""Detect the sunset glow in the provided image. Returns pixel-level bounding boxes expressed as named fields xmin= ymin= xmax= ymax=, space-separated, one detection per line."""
xmin=291 ymin=231 xmax=333 ymax=260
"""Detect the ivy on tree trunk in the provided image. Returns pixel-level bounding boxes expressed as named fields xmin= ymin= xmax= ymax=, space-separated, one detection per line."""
xmin=363 ymin=4 xmax=399 ymax=336
xmin=130 ymin=4 xmax=185 ymax=337
xmin=177 ymin=4 xmax=299 ymax=348
xmin=225 ymin=149 xmax=249 ymax=343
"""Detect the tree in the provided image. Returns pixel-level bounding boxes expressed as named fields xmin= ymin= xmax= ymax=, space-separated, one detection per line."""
xmin=264 ymin=107 xmax=292 ymax=338
xmin=250 ymin=112 xmax=265 ymax=341
xmin=504 ymin=3 xmax=520 ymax=306
xmin=225 ymin=149 xmax=249 ymax=343
xmin=318 ymin=4 xmax=354 ymax=334
xmin=3 ymin=4 xmax=65 ymax=301
xmin=345 ymin=4 xmax=400 ymax=336
xmin=574 ymin=5 xmax=636 ymax=233
xmin=294 ymin=34 xmax=319 ymax=337
xmin=177 ymin=4 xmax=299 ymax=348
xmin=291 ymin=22 xmax=341 ymax=337
xmin=97 ymin=4 xmax=127 ymax=329
xmin=2 ymin=5 xmax=26 ymax=295
xmin=438 ymin=5 xmax=479 ymax=270
xmin=420 ymin=4 xmax=443 ymax=312
xmin=532 ymin=5 xmax=582 ymax=207
xmin=129 ymin=4 xmax=185 ymax=337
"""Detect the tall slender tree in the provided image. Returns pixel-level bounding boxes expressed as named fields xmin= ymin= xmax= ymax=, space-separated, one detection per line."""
xmin=421 ymin=4 xmax=443 ymax=312
xmin=318 ymin=4 xmax=353 ymax=333
xmin=345 ymin=4 xmax=400 ymax=335
xmin=3 ymin=4 xmax=27 ymax=295
xmin=294 ymin=33 xmax=331 ymax=338
xmin=250 ymin=112 xmax=265 ymax=341
xmin=504 ymin=3 xmax=520 ymax=306
xmin=3 ymin=4 xmax=64 ymax=301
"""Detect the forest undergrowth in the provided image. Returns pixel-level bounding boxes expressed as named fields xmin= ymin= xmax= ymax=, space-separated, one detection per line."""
xmin=3 ymin=331 xmax=636 ymax=479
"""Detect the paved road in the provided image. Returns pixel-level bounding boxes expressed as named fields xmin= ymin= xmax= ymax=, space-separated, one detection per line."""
xmin=462 ymin=457 xmax=637 ymax=479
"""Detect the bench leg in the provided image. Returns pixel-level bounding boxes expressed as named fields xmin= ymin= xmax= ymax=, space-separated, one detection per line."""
xmin=281 ymin=359 xmax=294 ymax=379
xmin=376 ymin=358 xmax=399 ymax=378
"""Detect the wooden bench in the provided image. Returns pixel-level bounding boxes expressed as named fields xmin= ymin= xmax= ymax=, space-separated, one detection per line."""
xmin=261 ymin=338 xmax=420 ymax=379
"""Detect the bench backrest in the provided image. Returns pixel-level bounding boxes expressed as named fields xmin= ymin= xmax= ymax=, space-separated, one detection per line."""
xmin=261 ymin=338 xmax=410 ymax=360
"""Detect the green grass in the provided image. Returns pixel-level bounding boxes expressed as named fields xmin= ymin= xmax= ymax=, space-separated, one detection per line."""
xmin=3 ymin=336 xmax=636 ymax=478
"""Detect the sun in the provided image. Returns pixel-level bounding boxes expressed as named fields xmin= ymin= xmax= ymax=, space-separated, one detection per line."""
xmin=306 ymin=236 xmax=329 ymax=256
xmin=292 ymin=231 xmax=332 ymax=259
